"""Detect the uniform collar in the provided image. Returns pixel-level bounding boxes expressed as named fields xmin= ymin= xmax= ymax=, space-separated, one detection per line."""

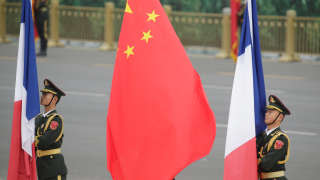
xmin=265 ymin=126 xmax=280 ymax=136
xmin=42 ymin=109 xmax=56 ymax=117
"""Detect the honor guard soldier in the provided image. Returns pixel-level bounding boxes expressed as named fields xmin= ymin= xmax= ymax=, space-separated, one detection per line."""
xmin=34 ymin=0 xmax=49 ymax=56
xmin=35 ymin=79 xmax=67 ymax=180
xmin=237 ymin=1 xmax=246 ymax=28
xmin=257 ymin=95 xmax=291 ymax=180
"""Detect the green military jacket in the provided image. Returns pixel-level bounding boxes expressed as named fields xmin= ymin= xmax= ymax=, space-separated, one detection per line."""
xmin=256 ymin=127 xmax=290 ymax=180
xmin=35 ymin=110 xmax=67 ymax=179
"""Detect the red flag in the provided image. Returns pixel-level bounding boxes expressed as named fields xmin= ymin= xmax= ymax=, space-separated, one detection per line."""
xmin=106 ymin=0 xmax=216 ymax=179
xmin=32 ymin=0 xmax=39 ymax=40
xmin=230 ymin=0 xmax=241 ymax=61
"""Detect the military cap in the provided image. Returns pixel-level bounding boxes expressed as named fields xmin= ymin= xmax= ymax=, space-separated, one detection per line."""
xmin=266 ymin=95 xmax=291 ymax=115
xmin=40 ymin=79 xmax=66 ymax=97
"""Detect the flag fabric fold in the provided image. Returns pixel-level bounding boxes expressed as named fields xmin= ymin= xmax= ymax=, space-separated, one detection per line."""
xmin=7 ymin=0 xmax=40 ymax=179
xmin=224 ymin=0 xmax=266 ymax=179
xmin=106 ymin=0 xmax=216 ymax=179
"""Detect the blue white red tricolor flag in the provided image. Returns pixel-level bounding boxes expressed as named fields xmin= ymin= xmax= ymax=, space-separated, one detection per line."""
xmin=224 ymin=0 xmax=266 ymax=179
xmin=7 ymin=0 xmax=40 ymax=179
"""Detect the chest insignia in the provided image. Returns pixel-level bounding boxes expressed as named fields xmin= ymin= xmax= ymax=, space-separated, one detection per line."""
xmin=274 ymin=140 xmax=284 ymax=149
xmin=50 ymin=121 xmax=59 ymax=130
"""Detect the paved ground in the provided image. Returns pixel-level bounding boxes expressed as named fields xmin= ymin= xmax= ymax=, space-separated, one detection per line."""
xmin=0 ymin=41 xmax=320 ymax=179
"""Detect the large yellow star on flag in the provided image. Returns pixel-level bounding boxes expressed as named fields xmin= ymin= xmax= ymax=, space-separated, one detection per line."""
xmin=141 ymin=30 xmax=153 ymax=43
xmin=147 ymin=10 xmax=160 ymax=22
xmin=124 ymin=45 xmax=135 ymax=59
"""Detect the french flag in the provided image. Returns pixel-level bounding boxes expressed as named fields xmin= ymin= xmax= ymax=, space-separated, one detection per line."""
xmin=224 ymin=0 xmax=266 ymax=179
xmin=7 ymin=0 xmax=40 ymax=179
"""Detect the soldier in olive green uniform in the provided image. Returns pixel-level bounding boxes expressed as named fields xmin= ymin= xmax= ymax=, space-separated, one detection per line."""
xmin=35 ymin=79 xmax=67 ymax=180
xmin=237 ymin=1 xmax=246 ymax=28
xmin=257 ymin=95 xmax=291 ymax=180
xmin=34 ymin=0 xmax=49 ymax=56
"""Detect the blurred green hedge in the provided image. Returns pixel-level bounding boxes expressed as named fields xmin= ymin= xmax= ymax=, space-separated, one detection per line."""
xmin=7 ymin=0 xmax=320 ymax=16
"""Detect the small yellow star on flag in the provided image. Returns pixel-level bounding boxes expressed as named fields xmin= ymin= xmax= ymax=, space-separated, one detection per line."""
xmin=147 ymin=10 xmax=159 ymax=22
xmin=125 ymin=1 xmax=133 ymax=14
xmin=141 ymin=30 xmax=153 ymax=43
xmin=124 ymin=45 xmax=135 ymax=59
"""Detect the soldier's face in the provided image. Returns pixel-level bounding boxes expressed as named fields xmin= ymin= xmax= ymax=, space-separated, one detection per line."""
xmin=40 ymin=92 xmax=54 ymax=106
xmin=264 ymin=109 xmax=280 ymax=125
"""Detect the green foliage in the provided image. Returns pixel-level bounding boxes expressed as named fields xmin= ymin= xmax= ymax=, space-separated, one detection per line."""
xmin=256 ymin=0 xmax=320 ymax=16
xmin=24 ymin=0 xmax=318 ymax=17
xmin=292 ymin=0 xmax=320 ymax=17
xmin=160 ymin=0 xmax=225 ymax=13
xmin=60 ymin=0 xmax=125 ymax=8
xmin=57 ymin=0 xmax=226 ymax=13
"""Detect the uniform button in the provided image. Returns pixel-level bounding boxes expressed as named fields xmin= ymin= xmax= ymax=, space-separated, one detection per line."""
xmin=50 ymin=155 xmax=53 ymax=159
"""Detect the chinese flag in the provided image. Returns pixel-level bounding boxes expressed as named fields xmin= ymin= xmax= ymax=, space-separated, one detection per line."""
xmin=106 ymin=0 xmax=216 ymax=179
xmin=231 ymin=0 xmax=241 ymax=61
